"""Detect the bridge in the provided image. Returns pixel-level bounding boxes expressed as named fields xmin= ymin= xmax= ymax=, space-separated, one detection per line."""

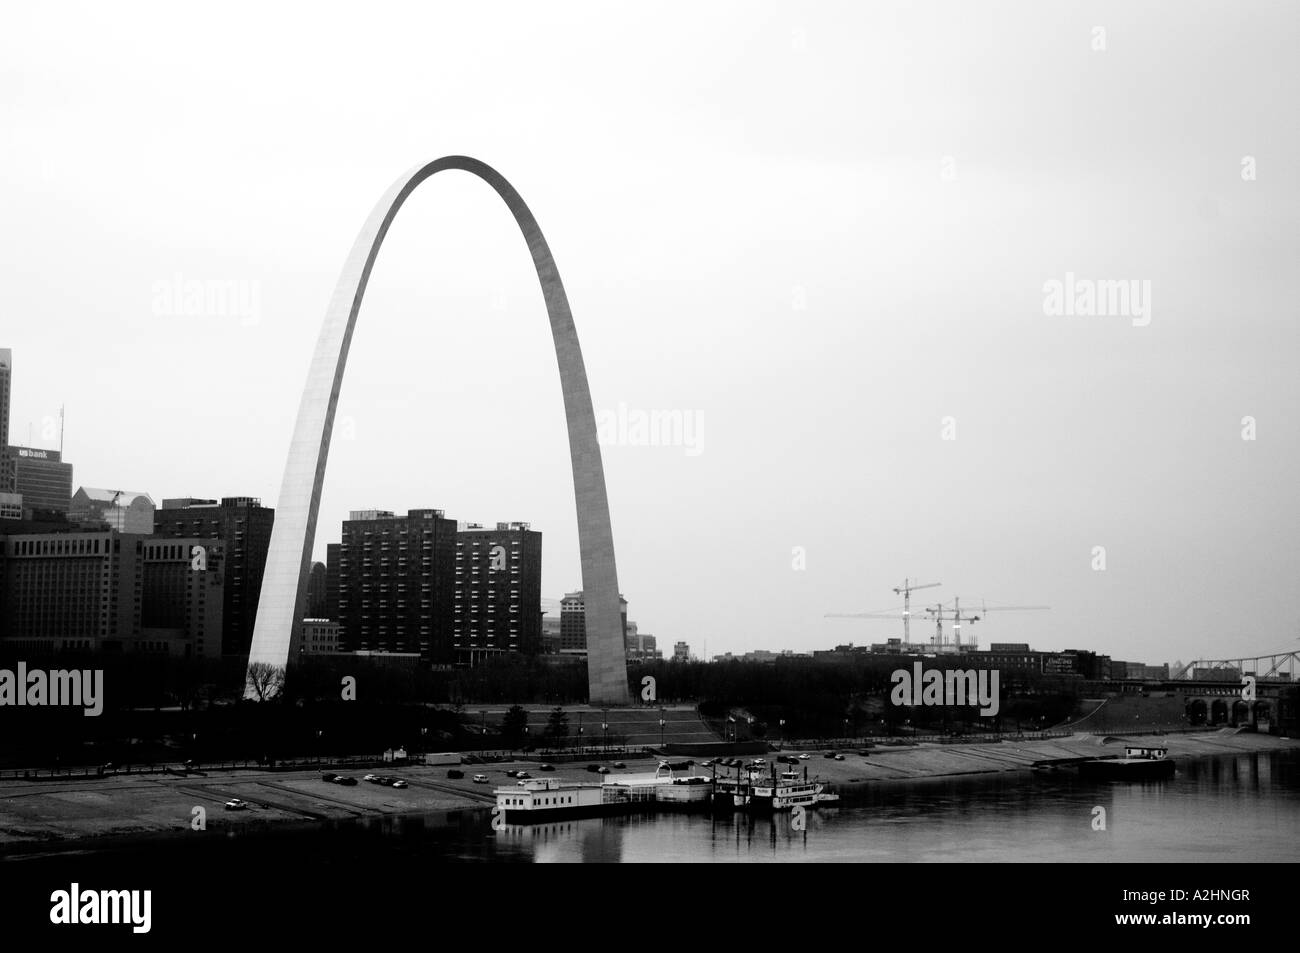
xmin=1172 ymin=651 xmax=1300 ymax=682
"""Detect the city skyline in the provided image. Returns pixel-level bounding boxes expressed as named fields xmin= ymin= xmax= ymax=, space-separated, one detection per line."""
xmin=2 ymin=3 xmax=1296 ymax=669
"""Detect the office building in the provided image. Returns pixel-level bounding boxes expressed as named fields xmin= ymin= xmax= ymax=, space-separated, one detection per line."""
xmin=453 ymin=521 xmax=542 ymax=664
xmin=152 ymin=496 xmax=274 ymax=656
xmin=70 ymin=487 xmax=156 ymax=533
xmin=559 ymin=590 xmax=628 ymax=658
xmin=306 ymin=560 xmax=328 ymax=619
xmin=673 ymin=641 xmax=691 ymax=662
xmin=300 ymin=618 xmax=340 ymax=655
xmin=139 ymin=537 xmax=224 ymax=657
xmin=5 ymin=446 xmax=73 ymax=518
xmin=625 ymin=623 xmax=661 ymax=662
xmin=325 ymin=543 xmax=340 ymax=621
xmin=335 ymin=508 xmax=457 ymax=661
xmin=541 ymin=614 xmax=562 ymax=654
xmin=0 ymin=529 xmax=141 ymax=652
xmin=0 ymin=349 xmax=10 ymax=494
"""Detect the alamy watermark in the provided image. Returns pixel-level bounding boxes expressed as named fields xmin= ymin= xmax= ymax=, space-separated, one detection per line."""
xmin=1043 ymin=272 xmax=1151 ymax=327
xmin=0 ymin=663 xmax=103 ymax=715
xmin=152 ymin=273 xmax=261 ymax=326
xmin=50 ymin=884 xmax=150 ymax=933
xmin=890 ymin=662 xmax=1000 ymax=717
xmin=596 ymin=402 xmax=704 ymax=457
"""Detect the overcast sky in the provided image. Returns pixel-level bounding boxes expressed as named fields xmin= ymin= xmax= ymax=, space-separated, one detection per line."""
xmin=2 ymin=1 xmax=1296 ymax=667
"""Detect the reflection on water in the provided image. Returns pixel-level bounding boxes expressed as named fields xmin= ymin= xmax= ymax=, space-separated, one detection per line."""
xmin=4 ymin=750 xmax=1296 ymax=864
xmin=484 ymin=750 xmax=1300 ymax=863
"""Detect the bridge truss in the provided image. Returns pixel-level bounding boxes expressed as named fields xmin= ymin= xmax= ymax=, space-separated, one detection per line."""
xmin=1172 ymin=651 xmax=1300 ymax=682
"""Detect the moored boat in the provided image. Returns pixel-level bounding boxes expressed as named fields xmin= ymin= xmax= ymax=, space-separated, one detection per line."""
xmin=1079 ymin=745 xmax=1175 ymax=781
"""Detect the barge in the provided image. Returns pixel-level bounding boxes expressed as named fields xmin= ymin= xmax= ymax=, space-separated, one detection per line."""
xmin=1078 ymin=745 xmax=1176 ymax=781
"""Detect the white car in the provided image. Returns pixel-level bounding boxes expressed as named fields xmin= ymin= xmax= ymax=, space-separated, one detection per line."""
xmin=798 ymin=754 xmax=811 ymax=760
xmin=472 ymin=774 xmax=489 ymax=784
xmin=224 ymin=798 xmax=248 ymax=811
xmin=391 ymin=780 xmax=408 ymax=789
xmin=363 ymin=774 xmax=379 ymax=782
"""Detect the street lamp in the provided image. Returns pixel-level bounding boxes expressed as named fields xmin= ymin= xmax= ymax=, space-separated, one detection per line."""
xmin=779 ymin=718 xmax=786 ymax=748
xmin=577 ymin=712 xmax=584 ymax=753
xmin=658 ymin=707 xmax=666 ymax=747
xmin=602 ymin=708 xmax=609 ymax=753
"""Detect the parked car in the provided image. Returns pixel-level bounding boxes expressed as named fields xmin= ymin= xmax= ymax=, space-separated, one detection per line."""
xmin=335 ymin=776 xmax=358 ymax=786
xmin=505 ymin=770 xmax=519 ymax=778
xmin=597 ymin=766 xmax=611 ymax=774
xmin=472 ymin=774 xmax=489 ymax=784
xmin=224 ymin=798 xmax=248 ymax=811
xmin=612 ymin=762 xmax=626 ymax=769
xmin=447 ymin=769 xmax=465 ymax=780
xmin=322 ymin=772 xmax=339 ymax=782
xmin=363 ymin=774 xmax=379 ymax=783
xmin=539 ymin=764 xmax=555 ymax=772
xmin=391 ymin=780 xmax=408 ymax=789
xmin=586 ymin=764 xmax=602 ymax=773
xmin=823 ymin=752 xmax=837 ymax=759
xmin=834 ymin=754 xmax=846 ymax=761
xmin=798 ymin=753 xmax=811 ymax=760
xmin=515 ymin=771 xmax=531 ymax=780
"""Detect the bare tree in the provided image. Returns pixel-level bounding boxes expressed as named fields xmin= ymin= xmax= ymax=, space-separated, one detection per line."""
xmin=246 ymin=662 xmax=286 ymax=702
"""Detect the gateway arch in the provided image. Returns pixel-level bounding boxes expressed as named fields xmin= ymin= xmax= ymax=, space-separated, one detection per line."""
xmin=246 ymin=156 xmax=629 ymax=705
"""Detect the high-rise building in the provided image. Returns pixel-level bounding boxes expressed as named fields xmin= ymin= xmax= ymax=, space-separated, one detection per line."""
xmin=453 ymin=521 xmax=542 ymax=664
xmin=306 ymin=560 xmax=328 ymax=619
xmin=139 ymin=537 xmax=224 ymax=657
xmin=70 ymin=488 xmax=156 ymax=533
xmin=673 ymin=641 xmax=691 ymax=662
xmin=5 ymin=447 xmax=73 ymax=518
xmin=1 ymin=529 xmax=224 ymax=657
xmin=336 ymin=508 xmax=456 ymax=661
xmin=0 ymin=348 xmax=11 ymax=494
xmin=325 ymin=543 xmax=341 ymax=621
xmin=558 ymin=590 xmax=628 ymax=658
xmin=152 ymin=497 xmax=274 ymax=656
xmin=0 ymin=530 xmax=142 ymax=652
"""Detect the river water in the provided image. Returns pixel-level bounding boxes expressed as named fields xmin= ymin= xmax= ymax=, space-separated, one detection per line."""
xmin=5 ymin=750 xmax=1297 ymax=864
xmin=487 ymin=749 xmax=1300 ymax=863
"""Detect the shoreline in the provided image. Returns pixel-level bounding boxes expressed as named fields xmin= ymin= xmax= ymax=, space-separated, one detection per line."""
xmin=1 ymin=729 xmax=1295 ymax=854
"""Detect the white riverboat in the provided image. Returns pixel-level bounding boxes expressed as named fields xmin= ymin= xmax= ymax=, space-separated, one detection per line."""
xmin=714 ymin=769 xmax=829 ymax=811
xmin=495 ymin=778 xmax=608 ymax=821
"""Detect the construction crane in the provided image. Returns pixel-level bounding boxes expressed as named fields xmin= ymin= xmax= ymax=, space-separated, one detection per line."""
xmin=824 ymin=607 xmax=912 ymax=623
xmin=892 ymin=579 xmax=942 ymax=644
xmin=925 ymin=598 xmax=1050 ymax=650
